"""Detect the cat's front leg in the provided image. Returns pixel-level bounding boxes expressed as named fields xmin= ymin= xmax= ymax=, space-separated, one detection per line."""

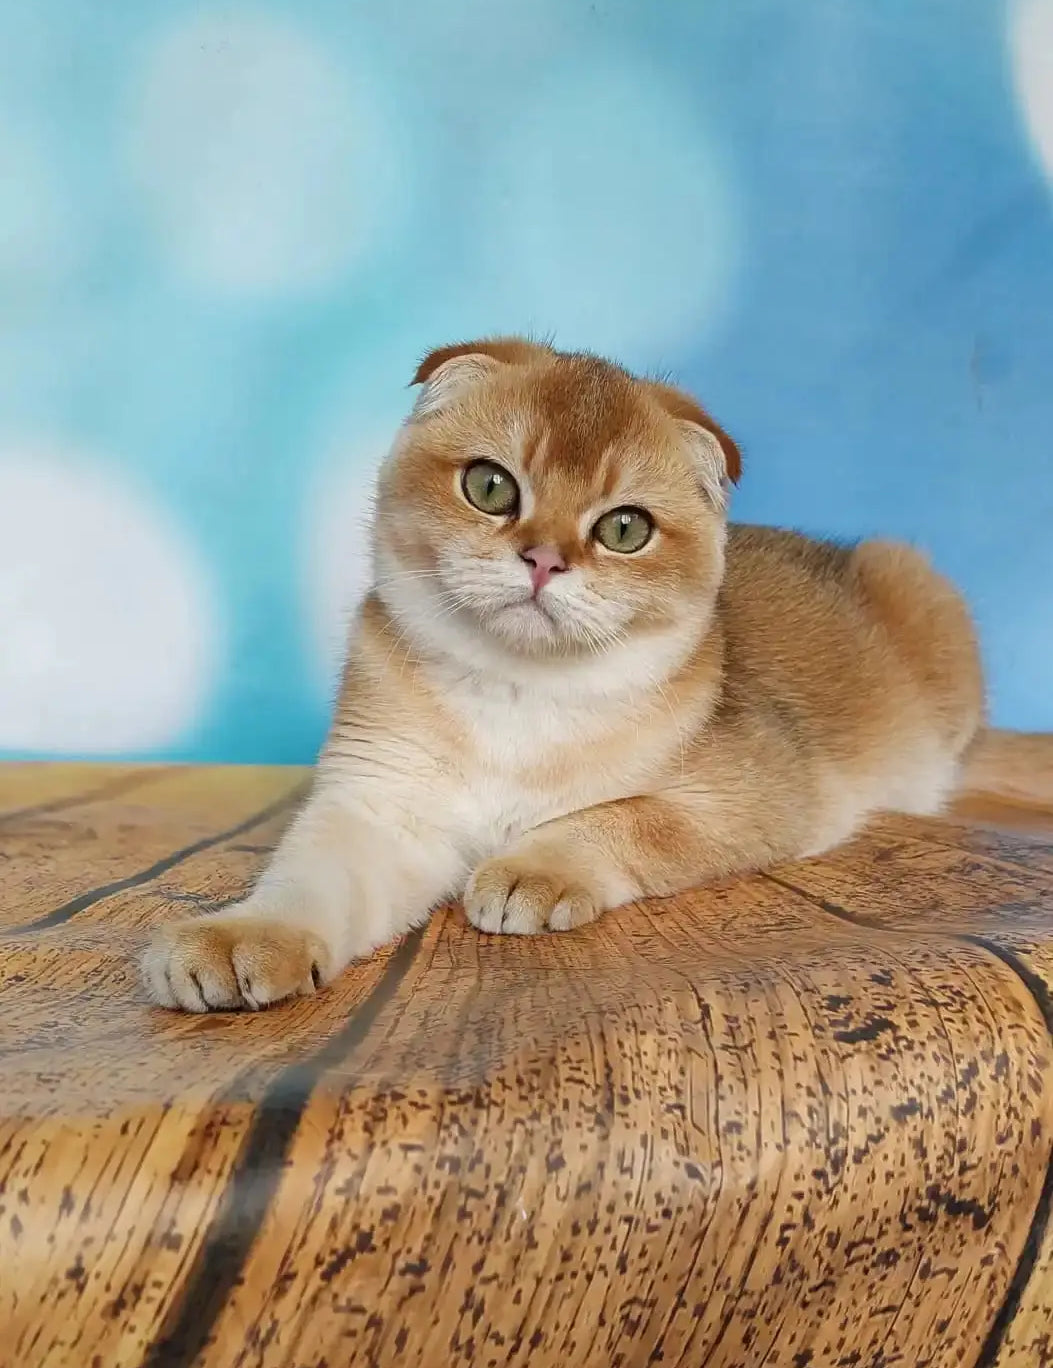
xmin=142 ymin=784 xmax=463 ymax=1012
xmin=464 ymin=799 xmax=662 ymax=936
xmin=464 ymin=789 xmax=774 ymax=936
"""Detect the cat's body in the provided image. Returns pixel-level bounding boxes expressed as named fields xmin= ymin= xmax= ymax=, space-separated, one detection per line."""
xmin=144 ymin=339 xmax=985 ymax=1012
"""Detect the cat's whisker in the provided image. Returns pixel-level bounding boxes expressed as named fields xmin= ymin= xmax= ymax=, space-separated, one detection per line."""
xmin=375 ymin=613 xmax=425 ymax=677
xmin=376 ymin=568 xmax=448 ymax=586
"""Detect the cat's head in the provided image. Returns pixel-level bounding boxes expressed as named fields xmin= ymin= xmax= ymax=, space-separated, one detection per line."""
xmin=373 ymin=337 xmax=740 ymax=668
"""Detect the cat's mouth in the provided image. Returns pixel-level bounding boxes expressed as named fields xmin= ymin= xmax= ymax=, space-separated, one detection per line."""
xmin=472 ymin=587 xmax=568 ymax=648
xmin=495 ymin=592 xmax=558 ymax=628
xmin=444 ymin=581 xmax=620 ymax=657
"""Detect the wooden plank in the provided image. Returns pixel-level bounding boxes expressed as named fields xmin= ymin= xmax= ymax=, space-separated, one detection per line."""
xmin=766 ymin=816 xmax=1053 ymax=1367
xmin=0 ymin=766 xmax=306 ymax=933
xmin=884 ymin=808 xmax=1053 ymax=878
xmin=0 ymin=763 xmax=170 ymax=822
xmin=959 ymin=937 xmax=1053 ymax=1368
xmin=0 ymin=765 xmax=1051 ymax=1367
xmin=765 ymin=822 xmax=1053 ymax=935
xmin=181 ymin=920 xmax=1049 ymax=1368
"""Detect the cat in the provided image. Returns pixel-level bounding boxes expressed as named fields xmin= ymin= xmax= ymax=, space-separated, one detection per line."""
xmin=143 ymin=335 xmax=990 ymax=1012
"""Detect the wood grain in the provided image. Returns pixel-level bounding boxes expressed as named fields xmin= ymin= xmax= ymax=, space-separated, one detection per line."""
xmin=1 ymin=764 xmax=1052 ymax=1367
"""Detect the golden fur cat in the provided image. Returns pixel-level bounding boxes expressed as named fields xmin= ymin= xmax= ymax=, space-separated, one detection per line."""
xmin=144 ymin=336 xmax=993 ymax=1012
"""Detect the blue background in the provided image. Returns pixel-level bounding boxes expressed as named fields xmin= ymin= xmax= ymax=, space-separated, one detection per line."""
xmin=1 ymin=0 xmax=1050 ymax=762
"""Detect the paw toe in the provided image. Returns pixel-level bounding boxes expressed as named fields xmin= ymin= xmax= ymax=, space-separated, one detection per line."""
xmin=548 ymin=890 xmax=598 ymax=932
xmin=501 ymin=877 xmax=560 ymax=934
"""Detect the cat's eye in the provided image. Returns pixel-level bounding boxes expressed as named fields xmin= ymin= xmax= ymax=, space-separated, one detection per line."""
xmin=461 ymin=460 xmax=520 ymax=516
xmin=592 ymin=507 xmax=654 ymax=554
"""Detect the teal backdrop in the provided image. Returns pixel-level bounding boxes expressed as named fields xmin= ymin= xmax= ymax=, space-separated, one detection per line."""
xmin=1 ymin=0 xmax=1051 ymax=761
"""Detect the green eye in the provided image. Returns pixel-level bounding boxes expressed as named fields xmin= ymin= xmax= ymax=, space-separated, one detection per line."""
xmin=461 ymin=460 xmax=520 ymax=516
xmin=592 ymin=507 xmax=654 ymax=554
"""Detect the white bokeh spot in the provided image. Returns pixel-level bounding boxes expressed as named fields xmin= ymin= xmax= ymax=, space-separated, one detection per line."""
xmin=0 ymin=451 xmax=217 ymax=753
xmin=1011 ymin=0 xmax=1053 ymax=187
xmin=304 ymin=429 xmax=396 ymax=691
xmin=482 ymin=62 xmax=738 ymax=360
xmin=126 ymin=11 xmax=399 ymax=296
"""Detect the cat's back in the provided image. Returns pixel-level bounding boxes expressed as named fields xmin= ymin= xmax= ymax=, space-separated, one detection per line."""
xmin=716 ymin=522 xmax=982 ymax=764
xmin=720 ymin=523 xmax=861 ymax=661
xmin=717 ymin=521 xmax=911 ymax=721
xmin=725 ymin=522 xmax=854 ymax=586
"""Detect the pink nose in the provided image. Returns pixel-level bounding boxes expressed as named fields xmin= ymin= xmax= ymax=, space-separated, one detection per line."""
xmin=520 ymin=545 xmax=567 ymax=594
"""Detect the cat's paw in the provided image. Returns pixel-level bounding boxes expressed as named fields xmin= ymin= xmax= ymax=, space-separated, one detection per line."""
xmin=464 ymin=855 xmax=601 ymax=935
xmin=141 ymin=913 xmax=330 ymax=1012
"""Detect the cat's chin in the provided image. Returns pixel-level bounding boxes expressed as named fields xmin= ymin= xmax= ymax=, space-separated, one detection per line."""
xmin=479 ymin=597 xmax=565 ymax=650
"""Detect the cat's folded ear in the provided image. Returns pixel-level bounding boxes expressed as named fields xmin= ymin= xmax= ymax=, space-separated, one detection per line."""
xmin=647 ymin=381 xmax=742 ymax=504
xmin=410 ymin=337 xmax=553 ymax=418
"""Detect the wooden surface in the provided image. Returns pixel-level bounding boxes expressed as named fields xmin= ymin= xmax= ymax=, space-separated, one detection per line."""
xmin=1 ymin=764 xmax=1053 ymax=1368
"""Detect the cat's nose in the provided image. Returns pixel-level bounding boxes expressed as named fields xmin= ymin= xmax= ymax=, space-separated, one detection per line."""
xmin=519 ymin=545 xmax=567 ymax=594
